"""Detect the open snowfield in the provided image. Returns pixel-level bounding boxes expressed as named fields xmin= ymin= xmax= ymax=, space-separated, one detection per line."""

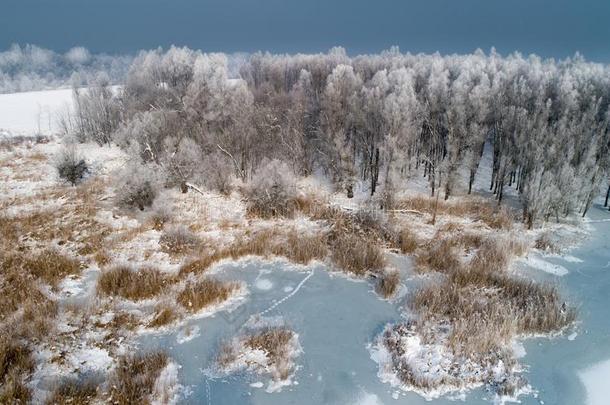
xmin=0 ymin=88 xmax=74 ymax=136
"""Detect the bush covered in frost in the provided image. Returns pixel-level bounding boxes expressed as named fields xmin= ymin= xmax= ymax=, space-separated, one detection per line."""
xmin=115 ymin=162 xmax=161 ymax=210
xmin=245 ymin=159 xmax=298 ymax=218
xmin=55 ymin=146 xmax=88 ymax=185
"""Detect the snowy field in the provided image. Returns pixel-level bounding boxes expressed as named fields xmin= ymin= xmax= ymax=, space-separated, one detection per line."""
xmin=1 ymin=88 xmax=610 ymax=404
xmin=0 ymin=87 xmax=74 ymax=136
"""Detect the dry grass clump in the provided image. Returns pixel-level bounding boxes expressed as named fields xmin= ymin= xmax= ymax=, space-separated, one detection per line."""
xmin=415 ymin=239 xmax=461 ymax=274
xmin=22 ymin=249 xmax=82 ymax=289
xmin=396 ymin=196 xmax=513 ymax=229
xmin=281 ymin=229 xmax=329 ymax=265
xmin=148 ymin=305 xmax=180 ymax=328
xmin=329 ymin=233 xmax=385 ymax=276
xmin=179 ymin=227 xmax=328 ymax=277
xmin=107 ymin=352 xmax=168 ymax=405
xmin=97 ymin=266 xmax=175 ymax=301
xmin=0 ymin=337 xmax=33 ymax=403
xmin=413 ymin=275 xmax=575 ymax=357
xmin=46 ymin=377 xmax=98 ymax=405
xmin=0 ymin=253 xmax=58 ymax=318
xmin=398 ymin=227 xmax=418 ymax=254
xmin=376 ymin=270 xmax=400 ymax=298
xmin=159 ymin=224 xmax=201 ymax=255
xmin=218 ymin=326 xmax=298 ymax=382
xmin=534 ymin=232 xmax=560 ymax=253
xmin=178 ymin=252 xmax=222 ymax=276
xmin=246 ymin=327 xmax=295 ymax=381
xmin=177 ymin=278 xmax=239 ymax=312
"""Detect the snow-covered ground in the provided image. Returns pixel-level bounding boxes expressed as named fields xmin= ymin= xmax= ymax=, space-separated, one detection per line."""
xmin=0 ymin=87 xmax=74 ymax=136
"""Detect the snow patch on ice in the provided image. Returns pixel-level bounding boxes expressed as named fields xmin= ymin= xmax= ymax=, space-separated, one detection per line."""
xmin=520 ymin=255 xmax=569 ymax=276
xmin=151 ymin=361 xmax=182 ymax=405
xmin=255 ymin=278 xmax=274 ymax=291
xmin=579 ymin=359 xmax=610 ymax=405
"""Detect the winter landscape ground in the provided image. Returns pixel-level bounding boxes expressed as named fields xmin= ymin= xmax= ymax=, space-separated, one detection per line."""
xmin=1 ymin=47 xmax=610 ymax=405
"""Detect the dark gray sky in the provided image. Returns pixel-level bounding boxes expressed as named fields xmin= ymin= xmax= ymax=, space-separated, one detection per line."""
xmin=2 ymin=0 xmax=609 ymax=61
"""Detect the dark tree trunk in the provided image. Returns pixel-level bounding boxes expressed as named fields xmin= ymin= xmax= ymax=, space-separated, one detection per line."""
xmin=605 ymin=184 xmax=610 ymax=207
xmin=468 ymin=170 xmax=475 ymax=194
xmin=370 ymin=148 xmax=379 ymax=196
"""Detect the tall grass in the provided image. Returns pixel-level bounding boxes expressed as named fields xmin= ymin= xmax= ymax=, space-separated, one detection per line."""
xmin=177 ymin=278 xmax=240 ymax=313
xmin=107 ymin=352 xmax=168 ymax=405
xmin=97 ymin=266 xmax=175 ymax=301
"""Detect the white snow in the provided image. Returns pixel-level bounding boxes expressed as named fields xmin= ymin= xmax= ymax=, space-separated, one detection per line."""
xmin=151 ymin=361 xmax=182 ymax=405
xmin=520 ymin=255 xmax=569 ymax=276
xmin=0 ymin=88 xmax=73 ymax=136
xmin=579 ymin=358 xmax=610 ymax=405
xmin=255 ymin=278 xmax=274 ymax=290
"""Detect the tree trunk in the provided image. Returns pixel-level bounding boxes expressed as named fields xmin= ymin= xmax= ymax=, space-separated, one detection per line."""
xmin=605 ymin=184 xmax=610 ymax=207
xmin=468 ymin=169 xmax=475 ymax=194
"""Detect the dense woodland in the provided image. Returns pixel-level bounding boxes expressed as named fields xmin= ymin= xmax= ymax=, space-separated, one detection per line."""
xmin=62 ymin=46 xmax=610 ymax=228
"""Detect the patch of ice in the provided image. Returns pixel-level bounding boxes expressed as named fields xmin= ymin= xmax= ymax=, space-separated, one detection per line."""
xmin=354 ymin=390 xmax=384 ymax=405
xmin=250 ymin=381 xmax=264 ymax=388
xmin=283 ymin=286 xmax=294 ymax=293
xmin=568 ymin=332 xmax=578 ymax=341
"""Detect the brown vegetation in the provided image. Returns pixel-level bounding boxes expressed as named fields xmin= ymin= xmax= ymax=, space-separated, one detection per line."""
xmin=0 ymin=337 xmax=33 ymax=403
xmin=107 ymin=352 xmax=168 ymax=405
xmin=376 ymin=270 xmax=400 ymax=298
xmin=329 ymin=233 xmax=385 ymax=276
xmin=177 ymin=278 xmax=240 ymax=312
xmin=148 ymin=305 xmax=180 ymax=328
xmin=410 ymin=234 xmax=575 ymax=360
xmin=398 ymin=227 xmax=418 ymax=254
xmin=46 ymin=377 xmax=98 ymax=405
xmin=97 ymin=266 xmax=175 ymax=301
xmin=395 ymin=196 xmax=514 ymax=230
xmin=218 ymin=327 xmax=297 ymax=382
xmin=159 ymin=225 xmax=201 ymax=255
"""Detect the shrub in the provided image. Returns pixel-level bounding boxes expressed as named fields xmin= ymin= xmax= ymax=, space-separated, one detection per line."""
xmin=177 ymin=278 xmax=239 ymax=312
xmin=148 ymin=197 xmax=173 ymax=230
xmin=115 ymin=162 xmax=160 ymax=211
xmin=97 ymin=266 xmax=173 ymax=301
xmin=107 ymin=352 xmax=168 ymax=405
xmin=245 ymin=159 xmax=298 ymax=218
xmin=159 ymin=225 xmax=200 ymax=255
xmin=55 ymin=145 xmax=88 ymax=185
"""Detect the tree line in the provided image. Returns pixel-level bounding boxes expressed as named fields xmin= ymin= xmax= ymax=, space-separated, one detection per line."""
xmin=66 ymin=46 xmax=610 ymax=228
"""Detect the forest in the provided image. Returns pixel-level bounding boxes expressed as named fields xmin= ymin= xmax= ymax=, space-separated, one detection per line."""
xmin=61 ymin=46 xmax=610 ymax=228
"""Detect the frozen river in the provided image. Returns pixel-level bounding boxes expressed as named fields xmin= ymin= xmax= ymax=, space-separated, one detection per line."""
xmin=141 ymin=203 xmax=610 ymax=405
